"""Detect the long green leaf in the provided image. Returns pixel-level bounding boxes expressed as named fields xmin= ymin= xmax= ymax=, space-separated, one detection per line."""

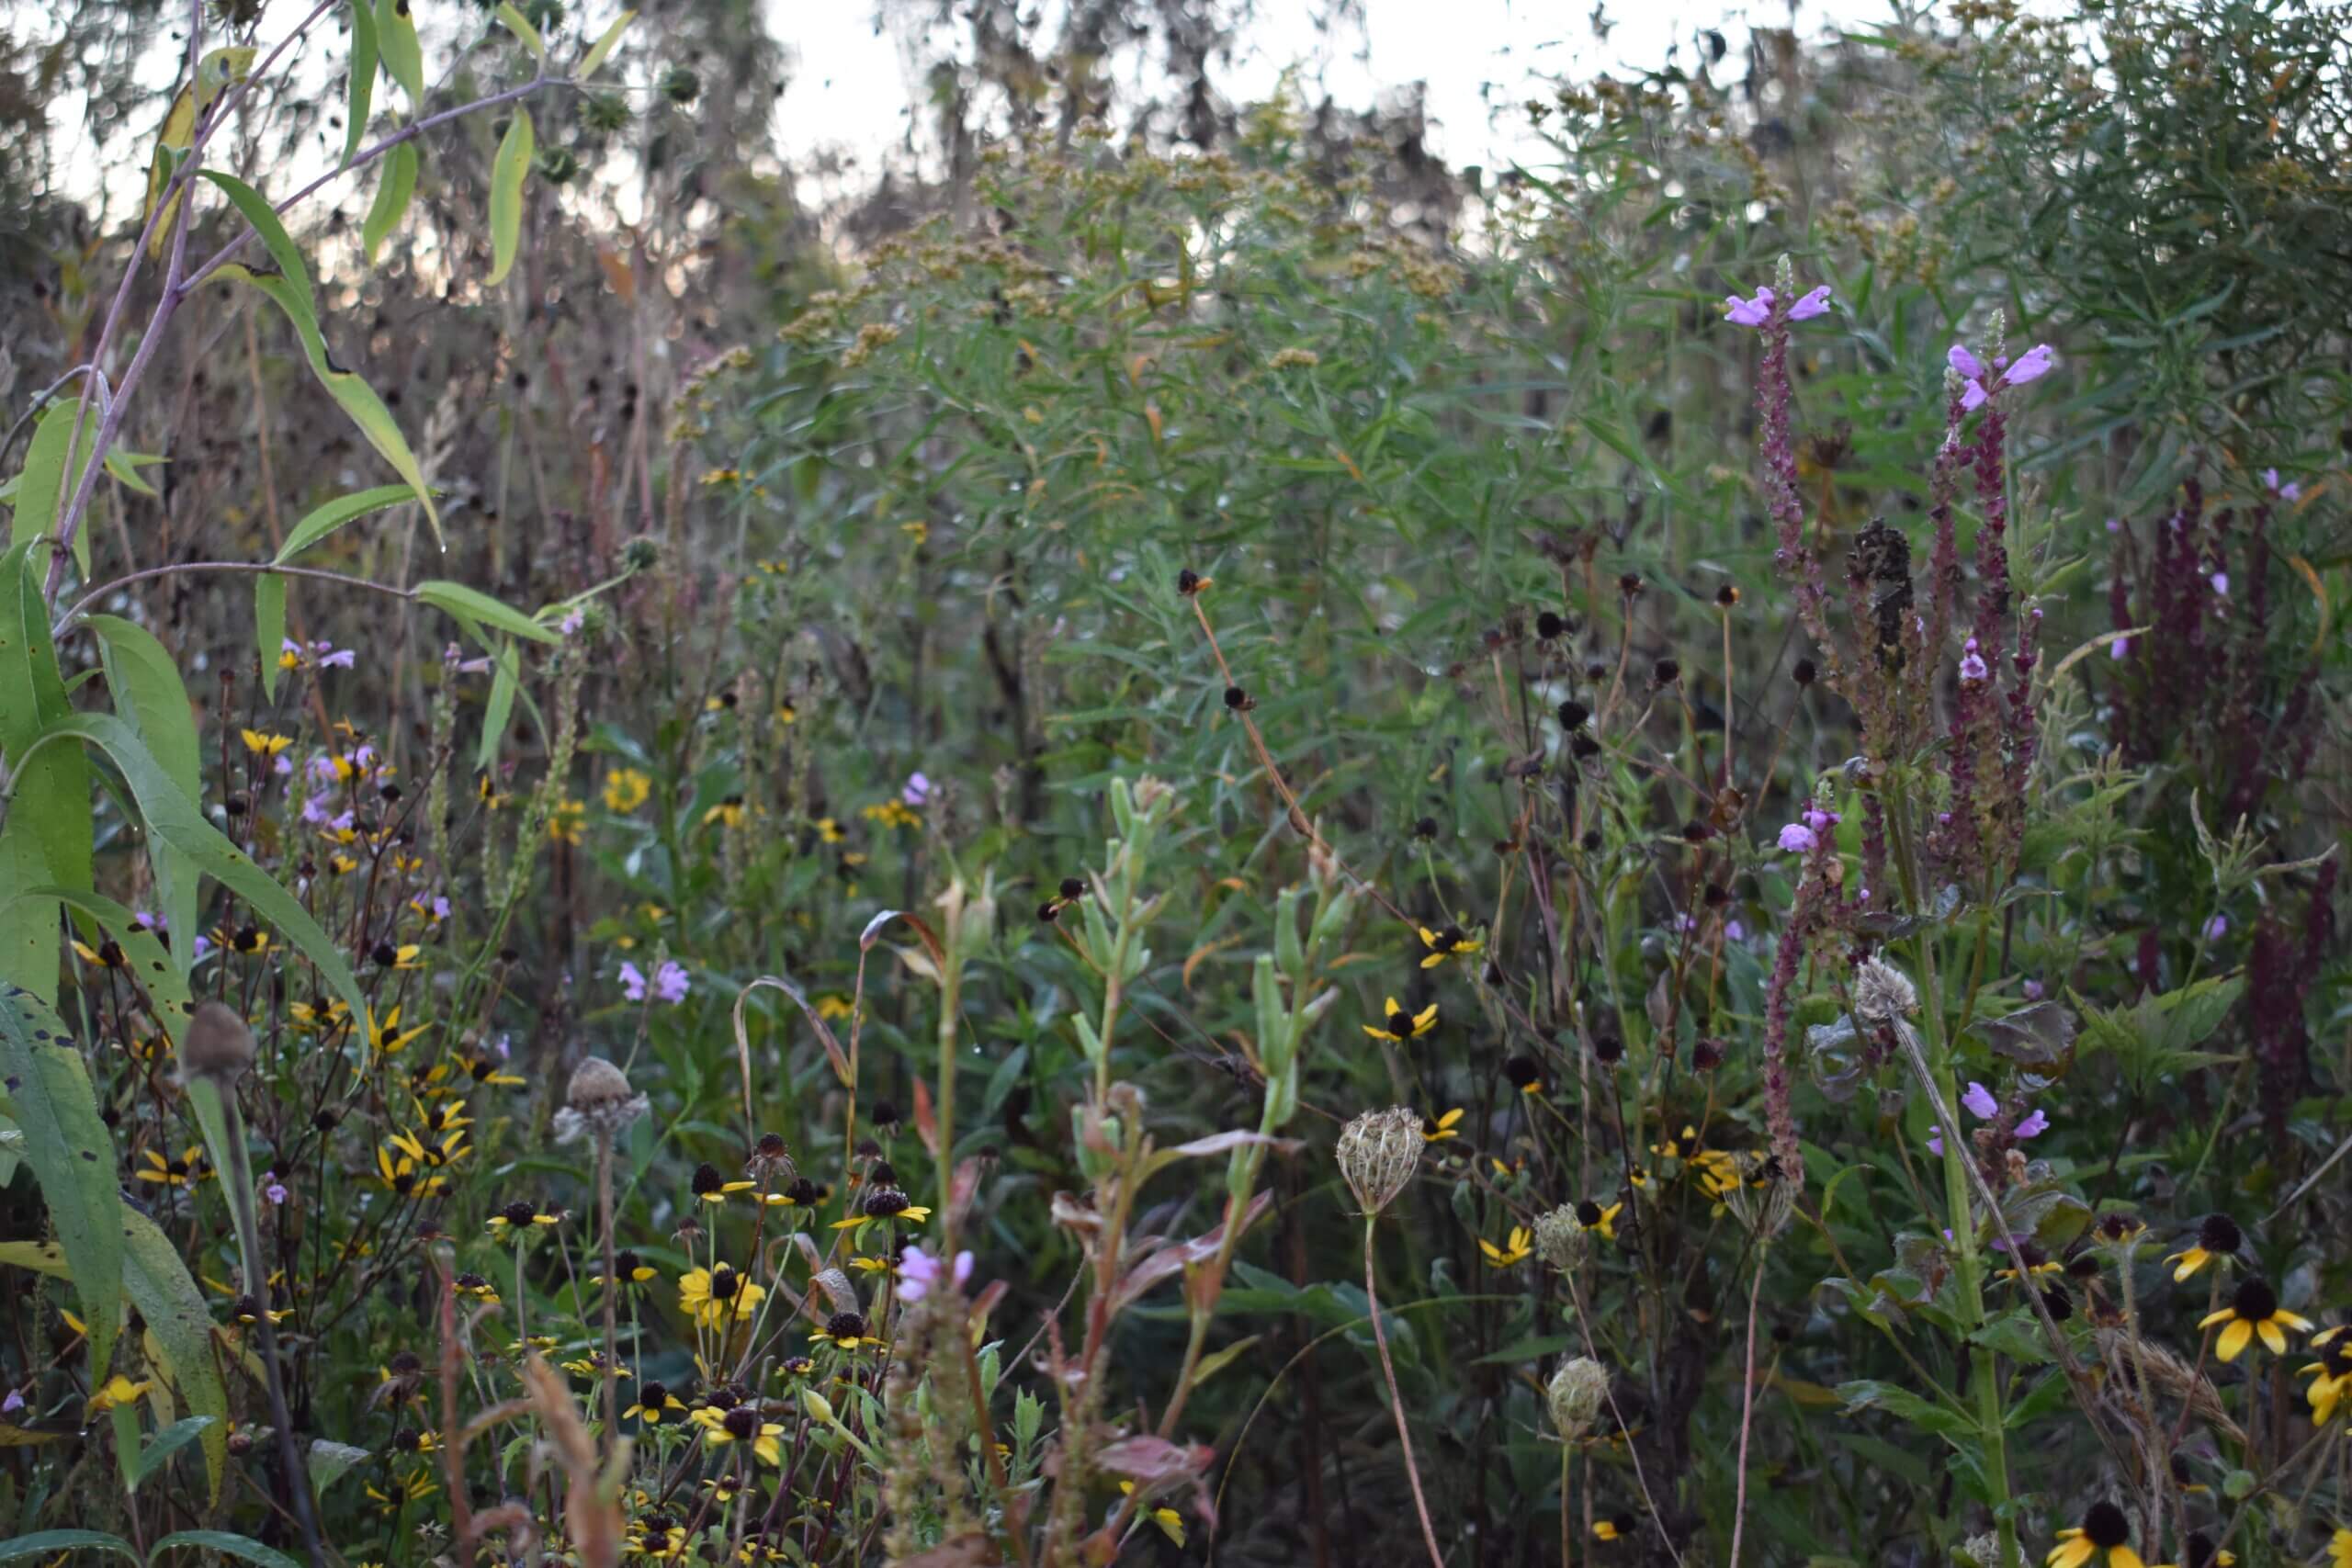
xmin=0 ymin=1531 xmax=140 ymax=1563
xmin=342 ymin=0 xmax=378 ymax=166
xmin=7 ymin=400 xmax=101 ymax=575
xmin=6 ymin=888 xmax=191 ymax=1045
xmin=254 ymin=572 xmax=287 ymax=702
xmin=36 ymin=712 xmax=373 ymax=1043
xmin=274 ymin=483 xmax=417 ymax=563
xmin=121 ymin=1208 xmax=230 ymax=1506
xmin=478 ymin=639 xmax=521 ymax=768
xmin=486 ymin=107 xmax=534 ymax=287
xmin=197 ymin=172 xmax=315 ymax=324
xmin=0 ymin=540 xmax=93 ymax=1000
xmin=210 ymin=265 xmax=442 ymax=546
xmin=578 ymin=9 xmax=636 ymax=80
xmin=0 ymin=986 xmax=122 ymax=1381
xmin=130 ymin=1416 xmax=217 ymax=1489
xmin=375 ymin=0 xmax=424 ymax=108
xmin=361 ymin=141 xmax=418 ymax=265
xmin=495 ymin=1 xmax=547 ymax=61
xmin=153 ymin=1531 xmax=304 ymax=1568
xmin=86 ymin=617 xmax=201 ymax=969
xmin=417 ymin=579 xmax=560 ymax=644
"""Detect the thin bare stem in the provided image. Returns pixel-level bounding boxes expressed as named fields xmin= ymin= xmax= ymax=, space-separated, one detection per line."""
xmin=1363 ymin=1219 xmax=1445 ymax=1568
xmin=1725 ymin=1238 xmax=1770 ymax=1568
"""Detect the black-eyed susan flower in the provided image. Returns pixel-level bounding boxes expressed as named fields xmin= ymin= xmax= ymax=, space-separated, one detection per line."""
xmin=460 ymin=1052 xmax=525 ymax=1089
xmin=2046 ymin=1501 xmax=2145 ymax=1568
xmin=1502 ymin=1055 xmax=1544 ymax=1095
xmin=70 ymin=937 xmax=129 ymax=970
xmin=367 ymin=1471 xmax=438 ymax=1515
xmin=778 ymin=1355 xmax=814 ymax=1378
xmin=602 ymin=769 xmax=651 ymax=812
xmin=477 ymin=772 xmax=511 ymax=810
xmin=1362 ymin=997 xmax=1438 ymax=1043
xmin=679 ymin=1264 xmax=765 ymax=1330
xmin=700 ymin=1472 xmax=743 ymax=1506
xmin=488 ymin=1200 xmax=560 ymax=1234
xmin=375 ymin=1141 xmax=446 ymax=1199
xmin=1479 ymin=1225 xmax=1533 ymax=1269
xmin=810 ymin=1311 xmax=882 ymax=1351
xmin=2298 ymin=1335 xmax=2352 ymax=1426
xmin=2165 ymin=1213 xmax=2242 ymax=1282
xmin=1119 ymin=1482 xmax=1185 ymax=1545
xmin=1593 ymin=1513 xmax=1637 ymax=1543
xmin=288 ymin=997 xmax=348 ymax=1032
xmin=137 ymin=1145 xmax=206 ymax=1188
xmin=625 ymin=1382 xmax=688 ymax=1425
xmin=219 ymin=923 xmax=271 ymax=956
xmin=2199 ymin=1277 xmax=2312 ymax=1361
xmin=87 ymin=1374 xmax=153 ymax=1415
xmin=372 ymin=1006 xmax=428 ymax=1055
xmin=2327 ymin=1528 xmax=2350 ymax=1568
xmin=832 ymin=1168 xmax=931 ymax=1235
xmin=1576 ymin=1199 xmax=1622 ymax=1243
xmin=703 ymin=795 xmax=749 ymax=829
xmin=691 ymin=1404 xmax=784 ymax=1466
xmin=453 ymin=1272 xmax=501 ymax=1303
xmin=815 ymin=994 xmax=854 ymax=1021
xmin=1416 ymin=923 xmax=1483 ymax=969
xmin=1422 ymin=1108 xmax=1464 ymax=1143
xmin=390 ymin=1427 xmax=439 ymax=1456
xmin=240 ymin=728 xmax=292 ymax=759
xmin=596 ymin=1249 xmax=658 ymax=1289
xmin=692 ymin=1162 xmax=754 ymax=1206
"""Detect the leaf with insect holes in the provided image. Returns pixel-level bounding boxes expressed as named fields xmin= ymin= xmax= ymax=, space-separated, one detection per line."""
xmin=1969 ymin=999 xmax=2075 ymax=1066
xmin=0 ymin=985 xmax=122 ymax=1384
xmin=375 ymin=0 xmax=424 ymax=108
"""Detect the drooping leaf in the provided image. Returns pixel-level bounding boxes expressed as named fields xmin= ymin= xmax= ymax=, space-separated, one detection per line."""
xmin=130 ymin=1416 xmax=218 ymax=1489
xmin=1970 ymin=998 xmax=2076 ymax=1066
xmin=8 ymin=399 xmax=101 ymax=570
xmin=0 ymin=540 xmax=93 ymax=1001
xmin=417 ymin=579 xmax=560 ymax=644
xmin=375 ymin=0 xmax=424 ymax=109
xmin=0 ymin=1531 xmax=140 ymax=1563
xmin=141 ymin=47 xmax=256 ymax=260
xmin=121 ymin=1207 xmax=230 ymax=1505
xmin=208 ymin=264 xmax=442 ymax=546
xmin=478 ymin=638 xmax=521 ymax=767
xmin=8 ymin=888 xmax=191 ymax=1046
xmin=361 ymin=141 xmax=418 ymax=265
xmin=151 ymin=1532 xmax=304 ymax=1568
xmin=197 ymin=171 xmax=317 ymax=322
xmin=34 ymin=713 xmax=372 ymax=1043
xmin=254 ymin=572 xmax=287 ymax=702
xmin=342 ymin=0 xmax=378 ymax=166
xmin=487 ymin=107 xmax=534 ymax=287
xmin=308 ymin=1438 xmax=373 ymax=1493
xmin=578 ymin=9 xmax=636 ymax=80
xmin=0 ymin=986 xmax=122 ymax=1382
xmin=86 ymin=616 xmax=201 ymax=967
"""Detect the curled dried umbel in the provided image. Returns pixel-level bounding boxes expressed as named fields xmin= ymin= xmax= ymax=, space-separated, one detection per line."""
xmin=1532 ymin=1203 xmax=1590 ymax=1274
xmin=1851 ymin=956 xmax=1920 ymax=1027
xmin=1545 ymin=1357 xmax=1611 ymax=1442
xmin=554 ymin=1056 xmax=650 ymax=1145
xmin=1336 ymin=1107 xmax=1425 ymax=1216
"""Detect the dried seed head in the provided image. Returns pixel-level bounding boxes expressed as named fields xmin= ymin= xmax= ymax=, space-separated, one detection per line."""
xmin=1852 ymin=957 xmax=1919 ymax=1026
xmin=180 ymin=1002 xmax=257 ymax=1084
xmin=1545 ymin=1356 xmax=1611 ymax=1441
xmin=567 ymin=1055 xmax=633 ymax=1111
xmin=1335 ymin=1107 xmax=1425 ymax=1215
xmin=1532 ymin=1203 xmax=1590 ymax=1273
xmin=555 ymin=1055 xmax=650 ymax=1145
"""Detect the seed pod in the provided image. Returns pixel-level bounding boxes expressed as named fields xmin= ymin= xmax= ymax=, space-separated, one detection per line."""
xmin=180 ymin=1002 xmax=257 ymax=1084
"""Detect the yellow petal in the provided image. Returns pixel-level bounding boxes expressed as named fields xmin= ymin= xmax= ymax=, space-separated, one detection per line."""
xmin=2217 ymin=1319 xmax=2253 ymax=1362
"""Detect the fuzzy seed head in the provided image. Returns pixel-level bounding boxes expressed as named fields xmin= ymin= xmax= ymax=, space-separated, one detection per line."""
xmin=1852 ymin=957 xmax=1919 ymax=1026
xmin=1545 ymin=1356 xmax=1611 ymax=1441
xmin=180 ymin=1001 xmax=257 ymax=1084
xmin=1532 ymin=1203 xmax=1590 ymax=1273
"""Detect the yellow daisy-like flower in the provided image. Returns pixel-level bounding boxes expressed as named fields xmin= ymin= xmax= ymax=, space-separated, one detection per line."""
xmin=477 ymin=772 xmax=511 ymax=809
xmin=548 ymin=797 xmax=587 ymax=845
xmin=2298 ymin=1335 xmax=2352 ymax=1427
xmin=816 ymin=994 xmax=855 ymax=1021
xmin=2046 ymin=1502 xmax=2144 ymax=1568
xmin=377 ymin=942 xmax=424 ymax=971
xmin=1119 ymin=1482 xmax=1185 ymax=1546
xmin=70 ymin=937 xmax=129 ymax=969
xmin=1478 ymin=1225 xmax=1532 ymax=1269
xmin=288 ymin=998 xmax=348 ymax=1032
xmin=691 ymin=1404 xmax=784 ymax=1466
xmin=679 ymin=1264 xmax=765 ymax=1330
xmin=136 ymin=1145 xmax=206 ymax=1189
xmin=372 ymin=1005 xmax=428 ymax=1055
xmin=367 ymin=1471 xmax=438 ymax=1515
xmin=2165 ymin=1213 xmax=2243 ymax=1282
xmin=2327 ymin=1528 xmax=2351 ymax=1568
xmin=87 ymin=1374 xmax=153 ymax=1415
xmin=1575 ymin=1199 xmax=1623 ymax=1243
xmin=814 ymin=817 xmax=843 ymax=844
xmin=239 ymin=728 xmax=292 ymax=757
xmin=2199 ymin=1278 xmax=2312 ymax=1361
xmin=603 ymin=769 xmax=651 ymax=813
xmin=375 ymin=1141 xmax=447 ymax=1198
xmin=1361 ymin=997 xmax=1438 ymax=1043
xmin=1416 ymin=923 xmax=1483 ymax=969
xmin=808 ymin=1311 xmax=883 ymax=1350
xmin=623 ymin=1382 xmax=687 ymax=1424
xmin=487 ymin=1199 xmax=560 ymax=1233
xmin=704 ymin=795 xmax=750 ymax=829
xmin=596 ymin=1249 xmax=660 ymax=1288
xmin=1421 ymin=1108 xmax=1464 ymax=1143
xmin=1593 ymin=1513 xmax=1636 ymax=1542
xmin=460 ymin=1053 xmax=525 ymax=1089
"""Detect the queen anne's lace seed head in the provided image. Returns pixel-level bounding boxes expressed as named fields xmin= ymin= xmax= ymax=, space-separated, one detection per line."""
xmin=1546 ymin=1357 xmax=1611 ymax=1441
xmin=1853 ymin=957 xmax=1920 ymax=1027
xmin=1336 ymin=1107 xmax=1425 ymax=1216
xmin=1532 ymin=1203 xmax=1590 ymax=1273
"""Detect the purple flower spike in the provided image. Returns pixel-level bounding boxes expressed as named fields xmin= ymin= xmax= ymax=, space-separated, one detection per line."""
xmin=2003 ymin=344 xmax=2056 ymax=385
xmin=1723 ymin=286 xmax=1775 ymax=327
xmin=654 ymin=960 xmax=691 ymax=1005
xmin=619 ymin=961 xmax=648 ymax=1001
xmin=1777 ymin=822 xmax=1818 ymax=854
xmin=2202 ymin=915 xmax=2230 ymax=942
xmin=1787 ymin=285 xmax=1833 ymax=321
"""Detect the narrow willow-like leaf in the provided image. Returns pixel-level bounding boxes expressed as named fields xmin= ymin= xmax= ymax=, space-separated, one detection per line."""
xmin=8 ymin=400 xmax=100 ymax=562
xmin=209 ymin=264 xmax=442 ymax=546
xmin=0 ymin=541 xmax=93 ymax=999
xmin=361 ymin=141 xmax=418 ymax=265
xmin=121 ymin=1209 xmax=230 ymax=1505
xmin=342 ymin=0 xmax=378 ymax=166
xmin=417 ymin=579 xmax=560 ymax=644
xmin=496 ymin=1 xmax=547 ymax=61
xmin=254 ymin=571 xmax=287 ymax=702
xmin=486 ymin=107 xmax=534 ymax=287
xmin=375 ymin=0 xmax=424 ymax=109
xmin=130 ymin=1416 xmax=217 ymax=1489
xmin=274 ymin=483 xmax=417 ymax=562
xmin=0 ymin=986 xmax=122 ymax=1382
xmin=0 ymin=1531 xmax=139 ymax=1563
xmin=197 ymin=171 xmax=316 ymax=321
xmin=578 ymin=9 xmax=636 ymax=80
xmin=6 ymin=887 xmax=192 ymax=1046
xmin=87 ymin=616 xmax=201 ymax=964
xmin=478 ymin=638 xmax=521 ymax=768
xmin=152 ymin=1531 xmax=304 ymax=1568
xmin=142 ymin=47 xmax=255 ymax=261
xmin=37 ymin=713 xmax=373 ymax=1043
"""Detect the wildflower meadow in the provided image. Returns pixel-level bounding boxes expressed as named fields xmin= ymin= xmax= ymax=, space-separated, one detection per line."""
xmin=0 ymin=0 xmax=2345 ymax=1563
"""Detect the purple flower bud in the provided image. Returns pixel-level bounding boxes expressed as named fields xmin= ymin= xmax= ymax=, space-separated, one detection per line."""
xmin=2021 ymin=978 xmax=2044 ymax=1000
xmin=654 ymin=960 xmax=691 ymax=1005
xmin=2015 ymin=1109 xmax=2049 ymax=1139
xmin=1962 ymin=1081 xmax=1999 ymax=1120
xmin=2202 ymin=915 xmax=2230 ymax=942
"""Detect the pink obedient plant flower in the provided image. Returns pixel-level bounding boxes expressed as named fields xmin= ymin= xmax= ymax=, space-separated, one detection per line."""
xmin=1929 ymin=1079 xmax=2049 ymax=1153
xmin=1948 ymin=341 xmax=2056 ymax=412
xmin=896 ymin=1245 xmax=974 ymax=1303
xmin=1723 ymin=282 xmax=1831 ymax=329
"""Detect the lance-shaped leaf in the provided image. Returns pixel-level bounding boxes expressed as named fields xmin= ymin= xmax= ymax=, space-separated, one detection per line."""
xmin=578 ymin=10 xmax=636 ymax=79
xmin=0 ymin=540 xmax=92 ymax=999
xmin=486 ymin=107 xmax=534 ymax=286
xmin=342 ymin=0 xmax=378 ymax=165
xmin=416 ymin=579 xmax=560 ymax=644
xmin=0 ymin=985 xmax=122 ymax=1381
xmin=361 ymin=141 xmax=418 ymax=265
xmin=254 ymin=572 xmax=287 ymax=702
xmin=87 ymin=617 xmax=201 ymax=969
xmin=375 ymin=0 xmax=424 ymax=108
xmin=121 ymin=1207 xmax=230 ymax=1505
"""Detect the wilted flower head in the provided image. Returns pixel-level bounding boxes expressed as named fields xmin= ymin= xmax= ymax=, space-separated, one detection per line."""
xmin=1545 ymin=1357 xmax=1611 ymax=1441
xmin=1852 ymin=957 xmax=1919 ymax=1026
xmin=555 ymin=1055 xmax=650 ymax=1145
xmin=1336 ymin=1107 xmax=1425 ymax=1215
xmin=1532 ymin=1202 xmax=1591 ymax=1273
